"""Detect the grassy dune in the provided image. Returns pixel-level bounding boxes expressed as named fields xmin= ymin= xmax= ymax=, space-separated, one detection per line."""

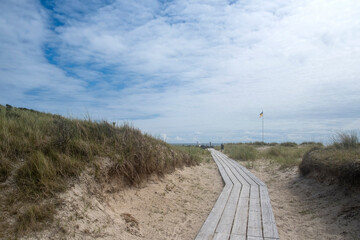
xmin=224 ymin=142 xmax=322 ymax=169
xmin=174 ymin=145 xmax=212 ymax=163
xmin=300 ymin=133 xmax=360 ymax=186
xmin=261 ymin=144 xmax=323 ymax=169
xmin=224 ymin=137 xmax=359 ymax=186
xmin=224 ymin=143 xmax=257 ymax=161
xmin=0 ymin=104 xmax=199 ymax=237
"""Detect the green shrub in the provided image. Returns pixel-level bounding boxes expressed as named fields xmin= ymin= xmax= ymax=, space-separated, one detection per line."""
xmin=15 ymin=203 xmax=55 ymax=234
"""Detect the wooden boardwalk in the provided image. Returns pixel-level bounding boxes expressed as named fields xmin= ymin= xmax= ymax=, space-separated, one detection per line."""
xmin=195 ymin=149 xmax=279 ymax=240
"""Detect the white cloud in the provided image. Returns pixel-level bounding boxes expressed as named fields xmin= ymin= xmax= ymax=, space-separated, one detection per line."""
xmin=1 ymin=0 xmax=360 ymax=143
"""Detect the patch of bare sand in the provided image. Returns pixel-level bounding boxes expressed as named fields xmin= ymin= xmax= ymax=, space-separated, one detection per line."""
xmin=245 ymin=159 xmax=360 ymax=240
xmin=22 ymin=161 xmax=223 ymax=240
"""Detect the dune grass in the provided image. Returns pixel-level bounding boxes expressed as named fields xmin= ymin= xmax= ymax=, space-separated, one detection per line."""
xmin=300 ymin=132 xmax=360 ymax=186
xmin=223 ymin=143 xmax=258 ymax=161
xmin=0 ymin=104 xmax=198 ymax=237
xmin=259 ymin=145 xmax=319 ymax=169
xmin=175 ymin=146 xmax=212 ymax=163
xmin=223 ymin=142 xmax=323 ymax=169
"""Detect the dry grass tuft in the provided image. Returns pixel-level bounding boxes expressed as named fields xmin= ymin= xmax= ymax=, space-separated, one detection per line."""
xmin=332 ymin=131 xmax=359 ymax=149
xmin=15 ymin=203 xmax=55 ymax=235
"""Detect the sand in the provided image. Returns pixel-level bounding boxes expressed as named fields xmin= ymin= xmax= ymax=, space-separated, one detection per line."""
xmin=245 ymin=159 xmax=360 ymax=240
xmin=23 ymin=160 xmax=223 ymax=240
xmin=22 ymin=154 xmax=360 ymax=240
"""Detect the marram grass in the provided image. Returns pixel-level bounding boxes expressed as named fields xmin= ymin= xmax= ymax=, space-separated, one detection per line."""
xmin=0 ymin=104 xmax=200 ymax=237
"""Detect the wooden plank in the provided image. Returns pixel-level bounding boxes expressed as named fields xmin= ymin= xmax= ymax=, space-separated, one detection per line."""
xmin=213 ymin=232 xmax=230 ymax=240
xmin=216 ymin=151 xmax=264 ymax=238
xmin=215 ymin=185 xmax=241 ymax=234
xmin=231 ymin=186 xmax=250 ymax=236
xmin=247 ymin=185 xmax=263 ymax=238
xmin=212 ymin=152 xmax=232 ymax=185
xmin=224 ymin=156 xmax=258 ymax=187
xmin=196 ymin=184 xmax=232 ymax=238
xmin=219 ymin=151 xmax=265 ymax=186
xmin=216 ymin=154 xmax=245 ymax=186
xmin=233 ymin=160 xmax=265 ymax=186
xmin=260 ymin=186 xmax=279 ymax=239
xmin=218 ymin=160 xmax=239 ymax=185
xmin=247 ymin=236 xmax=264 ymax=240
xmin=229 ymin=233 xmax=246 ymax=240
xmin=198 ymin=149 xmax=278 ymax=240
xmin=212 ymin=151 xmax=241 ymax=235
xmin=195 ymin=232 xmax=214 ymax=240
xmin=196 ymin=150 xmax=233 ymax=239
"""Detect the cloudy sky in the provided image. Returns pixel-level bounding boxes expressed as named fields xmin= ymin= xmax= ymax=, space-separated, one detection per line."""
xmin=1 ymin=0 xmax=360 ymax=143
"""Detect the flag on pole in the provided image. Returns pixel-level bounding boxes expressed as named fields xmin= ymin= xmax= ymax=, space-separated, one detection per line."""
xmin=259 ymin=111 xmax=263 ymax=118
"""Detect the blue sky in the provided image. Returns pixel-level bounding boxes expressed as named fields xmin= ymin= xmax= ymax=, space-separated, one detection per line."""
xmin=1 ymin=0 xmax=360 ymax=143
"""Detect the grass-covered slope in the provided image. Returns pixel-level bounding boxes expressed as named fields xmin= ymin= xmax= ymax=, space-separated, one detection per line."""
xmin=224 ymin=137 xmax=359 ymax=186
xmin=0 ymin=104 xmax=198 ymax=237
xmin=224 ymin=142 xmax=323 ymax=169
xmin=300 ymin=133 xmax=360 ymax=186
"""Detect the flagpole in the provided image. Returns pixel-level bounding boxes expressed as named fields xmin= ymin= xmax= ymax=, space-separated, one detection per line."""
xmin=262 ymin=113 xmax=264 ymax=143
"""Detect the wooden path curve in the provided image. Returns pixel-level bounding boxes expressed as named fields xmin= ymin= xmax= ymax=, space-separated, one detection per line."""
xmin=195 ymin=149 xmax=279 ymax=240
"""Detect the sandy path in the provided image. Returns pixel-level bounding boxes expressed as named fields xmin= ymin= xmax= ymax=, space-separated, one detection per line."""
xmin=244 ymin=159 xmax=360 ymax=240
xmin=23 ymin=161 xmax=223 ymax=240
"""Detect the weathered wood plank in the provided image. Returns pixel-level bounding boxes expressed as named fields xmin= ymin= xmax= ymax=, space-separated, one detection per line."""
xmin=247 ymin=236 xmax=264 ymax=240
xmin=195 ymin=184 xmax=232 ymax=239
xmin=260 ymin=186 xmax=279 ymax=239
xmin=231 ymin=186 xmax=250 ymax=236
xmin=235 ymin=161 xmax=265 ymax=186
xmin=247 ymin=184 xmax=262 ymax=238
xmin=229 ymin=233 xmax=246 ymax=240
xmin=195 ymin=232 xmax=214 ymax=240
xmin=224 ymin=156 xmax=258 ymax=187
xmin=213 ymin=232 xmax=230 ymax=240
xmin=196 ymin=151 xmax=233 ymax=239
xmin=211 ymin=153 xmax=232 ymax=185
xmin=197 ymin=149 xmax=278 ymax=240
xmin=215 ymin=185 xmax=241 ymax=234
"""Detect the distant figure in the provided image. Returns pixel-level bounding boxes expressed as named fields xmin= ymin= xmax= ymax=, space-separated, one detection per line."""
xmin=221 ymin=143 xmax=224 ymax=152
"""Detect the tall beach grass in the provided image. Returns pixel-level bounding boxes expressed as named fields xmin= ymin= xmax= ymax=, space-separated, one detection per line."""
xmin=300 ymin=132 xmax=360 ymax=186
xmin=0 ymin=104 xmax=199 ymax=237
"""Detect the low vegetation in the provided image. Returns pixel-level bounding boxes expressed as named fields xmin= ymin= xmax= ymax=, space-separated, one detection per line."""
xmin=174 ymin=146 xmax=212 ymax=163
xmin=224 ymin=143 xmax=257 ymax=161
xmin=224 ymin=142 xmax=323 ymax=169
xmin=300 ymin=132 xmax=360 ymax=186
xmin=224 ymin=135 xmax=359 ymax=186
xmin=260 ymin=144 xmax=323 ymax=169
xmin=0 ymin=104 xmax=199 ymax=238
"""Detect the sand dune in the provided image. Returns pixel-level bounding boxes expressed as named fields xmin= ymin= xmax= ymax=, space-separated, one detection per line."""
xmin=21 ymin=155 xmax=360 ymax=240
xmin=246 ymin=159 xmax=360 ymax=240
xmin=23 ymin=161 xmax=223 ymax=240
